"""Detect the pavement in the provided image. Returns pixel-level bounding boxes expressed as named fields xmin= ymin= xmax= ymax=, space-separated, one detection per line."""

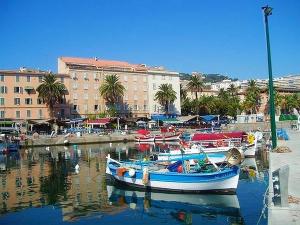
xmin=268 ymin=129 xmax=300 ymax=225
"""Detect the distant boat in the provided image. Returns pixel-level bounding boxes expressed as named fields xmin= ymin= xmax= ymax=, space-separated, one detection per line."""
xmin=106 ymin=154 xmax=240 ymax=193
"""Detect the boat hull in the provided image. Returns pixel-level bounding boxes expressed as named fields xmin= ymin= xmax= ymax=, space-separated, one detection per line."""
xmin=135 ymin=136 xmax=155 ymax=142
xmin=106 ymin=157 xmax=240 ymax=193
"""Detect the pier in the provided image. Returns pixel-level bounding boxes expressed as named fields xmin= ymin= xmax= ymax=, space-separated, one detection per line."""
xmin=268 ymin=129 xmax=300 ymax=224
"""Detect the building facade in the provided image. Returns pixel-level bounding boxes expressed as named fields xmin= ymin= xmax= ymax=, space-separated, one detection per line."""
xmin=58 ymin=57 xmax=181 ymax=119
xmin=0 ymin=68 xmax=70 ymax=121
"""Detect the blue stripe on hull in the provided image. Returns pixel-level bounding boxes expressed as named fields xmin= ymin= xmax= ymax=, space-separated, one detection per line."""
xmin=108 ymin=164 xmax=239 ymax=183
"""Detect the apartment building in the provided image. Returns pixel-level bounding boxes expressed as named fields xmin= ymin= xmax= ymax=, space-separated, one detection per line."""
xmin=58 ymin=57 xmax=181 ymax=119
xmin=0 ymin=68 xmax=70 ymax=121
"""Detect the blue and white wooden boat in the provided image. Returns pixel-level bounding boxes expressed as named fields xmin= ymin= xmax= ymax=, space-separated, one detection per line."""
xmin=106 ymin=154 xmax=240 ymax=193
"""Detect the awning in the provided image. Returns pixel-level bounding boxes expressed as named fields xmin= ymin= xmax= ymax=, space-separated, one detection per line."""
xmin=24 ymin=86 xmax=34 ymax=90
xmin=200 ymin=115 xmax=218 ymax=122
xmin=0 ymin=121 xmax=14 ymax=125
xmin=86 ymin=118 xmax=110 ymax=125
xmin=177 ymin=115 xmax=199 ymax=122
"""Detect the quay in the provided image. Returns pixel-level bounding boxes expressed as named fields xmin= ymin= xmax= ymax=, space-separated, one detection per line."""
xmin=268 ymin=129 xmax=300 ymax=225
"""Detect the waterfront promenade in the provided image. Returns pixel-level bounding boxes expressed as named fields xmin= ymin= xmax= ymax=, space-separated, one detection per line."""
xmin=269 ymin=129 xmax=300 ymax=225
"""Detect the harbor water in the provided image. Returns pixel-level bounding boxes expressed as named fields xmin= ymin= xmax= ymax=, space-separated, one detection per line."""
xmin=0 ymin=142 xmax=268 ymax=225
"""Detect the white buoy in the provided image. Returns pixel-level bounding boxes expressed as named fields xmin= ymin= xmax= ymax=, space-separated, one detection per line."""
xmin=128 ymin=168 xmax=136 ymax=177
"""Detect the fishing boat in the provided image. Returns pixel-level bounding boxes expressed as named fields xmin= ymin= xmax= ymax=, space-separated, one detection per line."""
xmin=135 ymin=135 xmax=155 ymax=142
xmin=106 ymin=185 xmax=243 ymax=222
xmin=106 ymin=154 xmax=241 ymax=193
xmin=154 ymin=133 xmax=182 ymax=141
xmin=0 ymin=134 xmax=20 ymax=154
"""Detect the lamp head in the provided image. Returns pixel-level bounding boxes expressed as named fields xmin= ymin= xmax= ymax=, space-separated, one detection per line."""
xmin=262 ymin=5 xmax=273 ymax=16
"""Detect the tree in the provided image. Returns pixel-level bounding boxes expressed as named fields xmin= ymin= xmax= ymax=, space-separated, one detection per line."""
xmin=36 ymin=73 xmax=66 ymax=119
xmin=186 ymin=75 xmax=204 ymax=99
xmin=243 ymin=80 xmax=261 ymax=114
xmin=180 ymin=84 xmax=187 ymax=102
xmin=99 ymin=74 xmax=125 ymax=109
xmin=154 ymin=84 xmax=177 ymax=115
xmin=227 ymin=84 xmax=238 ymax=97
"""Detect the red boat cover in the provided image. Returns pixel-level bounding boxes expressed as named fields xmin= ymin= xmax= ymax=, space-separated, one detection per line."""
xmin=191 ymin=131 xmax=247 ymax=141
xmin=137 ymin=129 xmax=151 ymax=135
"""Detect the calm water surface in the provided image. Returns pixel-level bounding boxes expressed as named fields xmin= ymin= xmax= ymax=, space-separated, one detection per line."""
xmin=0 ymin=142 xmax=268 ymax=225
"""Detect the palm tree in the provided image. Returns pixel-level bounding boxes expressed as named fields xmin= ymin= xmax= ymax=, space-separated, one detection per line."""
xmin=99 ymin=74 xmax=125 ymax=108
xmin=180 ymin=84 xmax=187 ymax=102
xmin=227 ymin=84 xmax=238 ymax=97
xmin=36 ymin=73 xmax=66 ymax=119
xmin=186 ymin=75 xmax=204 ymax=99
xmin=243 ymin=80 xmax=261 ymax=114
xmin=154 ymin=84 xmax=177 ymax=115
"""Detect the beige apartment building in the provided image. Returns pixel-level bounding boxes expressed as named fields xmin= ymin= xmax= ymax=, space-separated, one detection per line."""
xmin=0 ymin=68 xmax=70 ymax=121
xmin=58 ymin=57 xmax=180 ymax=119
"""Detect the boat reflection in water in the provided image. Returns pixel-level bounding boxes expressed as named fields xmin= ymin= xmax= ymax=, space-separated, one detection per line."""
xmin=107 ymin=184 xmax=245 ymax=225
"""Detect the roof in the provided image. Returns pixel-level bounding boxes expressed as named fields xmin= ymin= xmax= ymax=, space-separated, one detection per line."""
xmin=60 ymin=57 xmax=148 ymax=71
xmin=177 ymin=115 xmax=199 ymax=122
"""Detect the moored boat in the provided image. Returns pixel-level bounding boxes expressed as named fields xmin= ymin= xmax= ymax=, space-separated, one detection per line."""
xmin=106 ymin=154 xmax=240 ymax=193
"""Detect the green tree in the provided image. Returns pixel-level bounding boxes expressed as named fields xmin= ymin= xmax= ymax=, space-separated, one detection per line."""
xmin=99 ymin=74 xmax=125 ymax=109
xmin=154 ymin=84 xmax=177 ymax=115
xmin=36 ymin=73 xmax=66 ymax=119
xmin=186 ymin=75 xmax=204 ymax=99
xmin=227 ymin=84 xmax=238 ymax=97
xmin=180 ymin=84 xmax=187 ymax=101
xmin=243 ymin=80 xmax=261 ymax=114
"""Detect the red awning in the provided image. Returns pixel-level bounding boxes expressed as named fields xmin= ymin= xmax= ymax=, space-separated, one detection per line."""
xmin=86 ymin=118 xmax=110 ymax=125
xmin=192 ymin=131 xmax=247 ymax=141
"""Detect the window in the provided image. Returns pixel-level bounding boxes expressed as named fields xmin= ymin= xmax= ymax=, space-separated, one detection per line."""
xmin=169 ymin=76 xmax=172 ymax=80
xmin=162 ymin=75 xmax=165 ymax=80
xmin=14 ymin=87 xmax=22 ymax=93
xmin=71 ymin=72 xmax=77 ymax=79
xmin=143 ymin=76 xmax=147 ymax=82
xmin=38 ymin=76 xmax=43 ymax=83
xmin=94 ymin=94 xmax=99 ymax=100
xmin=152 ymin=75 xmax=155 ymax=80
xmin=26 ymin=110 xmax=31 ymax=118
xmin=72 ymin=83 xmax=78 ymax=89
xmin=16 ymin=75 xmax=20 ymax=82
xmin=83 ymin=84 xmax=89 ymax=90
xmin=84 ymin=93 xmax=88 ymax=100
xmin=124 ymin=94 xmax=128 ymax=101
xmin=83 ymin=72 xmax=88 ymax=80
xmin=0 ymin=86 xmax=7 ymax=93
xmin=124 ymin=75 xmax=128 ymax=81
xmin=14 ymin=98 xmax=21 ymax=105
xmin=73 ymin=105 xmax=78 ymax=110
xmin=38 ymin=109 xmax=43 ymax=118
xmin=94 ymin=84 xmax=98 ymax=90
xmin=134 ymin=86 xmax=137 ymax=91
xmin=94 ymin=105 xmax=99 ymax=111
xmin=16 ymin=111 xmax=20 ymax=119
xmin=0 ymin=75 xmax=4 ymax=82
xmin=144 ymin=86 xmax=147 ymax=92
xmin=37 ymin=98 xmax=44 ymax=104
xmin=25 ymin=98 xmax=32 ymax=105
xmin=0 ymin=111 xmax=5 ymax=118
xmin=152 ymin=83 xmax=156 ymax=90
xmin=134 ymin=101 xmax=138 ymax=111
xmin=73 ymin=93 xmax=78 ymax=99
xmin=93 ymin=73 xmax=98 ymax=80
xmin=133 ymin=75 xmax=137 ymax=81
xmin=144 ymin=101 xmax=148 ymax=111
xmin=0 ymin=98 xmax=4 ymax=105
xmin=60 ymin=77 xmax=64 ymax=83
xmin=134 ymin=95 xmax=138 ymax=100
xmin=83 ymin=104 xmax=88 ymax=111
xmin=27 ymin=75 xmax=31 ymax=82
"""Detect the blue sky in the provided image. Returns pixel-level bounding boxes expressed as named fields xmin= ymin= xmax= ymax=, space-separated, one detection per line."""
xmin=0 ymin=0 xmax=299 ymax=79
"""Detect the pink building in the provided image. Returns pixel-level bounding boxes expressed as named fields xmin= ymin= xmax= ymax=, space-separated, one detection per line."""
xmin=0 ymin=68 xmax=70 ymax=121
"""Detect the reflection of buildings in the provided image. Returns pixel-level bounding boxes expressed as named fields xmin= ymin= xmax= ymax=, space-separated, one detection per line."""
xmin=0 ymin=151 xmax=51 ymax=214
xmin=0 ymin=145 xmax=131 ymax=220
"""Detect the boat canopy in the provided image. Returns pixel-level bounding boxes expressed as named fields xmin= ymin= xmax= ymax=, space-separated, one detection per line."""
xmin=192 ymin=131 xmax=247 ymax=141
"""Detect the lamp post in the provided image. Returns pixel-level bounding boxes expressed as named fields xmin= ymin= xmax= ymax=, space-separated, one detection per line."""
xmin=262 ymin=5 xmax=277 ymax=148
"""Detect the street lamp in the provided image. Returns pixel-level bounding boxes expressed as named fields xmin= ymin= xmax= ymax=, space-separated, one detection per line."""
xmin=262 ymin=5 xmax=277 ymax=148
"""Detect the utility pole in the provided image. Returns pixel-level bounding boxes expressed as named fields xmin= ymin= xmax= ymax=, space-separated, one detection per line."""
xmin=262 ymin=5 xmax=277 ymax=148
